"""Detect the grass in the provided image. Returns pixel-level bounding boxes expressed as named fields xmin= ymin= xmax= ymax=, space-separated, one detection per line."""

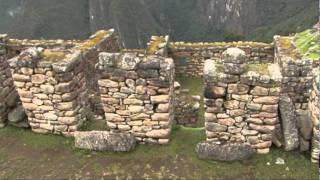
xmin=41 ymin=49 xmax=67 ymax=62
xmin=77 ymin=30 xmax=110 ymax=51
xmin=0 ymin=126 xmax=317 ymax=179
xmin=294 ymin=29 xmax=320 ymax=61
xmin=170 ymin=41 xmax=272 ymax=49
xmin=147 ymin=36 xmax=166 ymax=55
xmin=246 ymin=64 xmax=270 ymax=75
xmin=278 ymin=37 xmax=301 ymax=59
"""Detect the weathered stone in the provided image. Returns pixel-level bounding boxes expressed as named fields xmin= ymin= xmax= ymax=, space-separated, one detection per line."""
xmin=279 ymin=94 xmax=299 ymax=151
xmin=206 ymin=123 xmax=228 ymax=132
xmin=31 ymin=74 xmax=46 ymax=84
xmin=297 ymin=114 xmax=313 ymax=140
xmin=250 ymin=86 xmax=269 ymax=96
xmin=8 ymin=106 xmax=26 ymax=123
xmin=196 ymin=142 xmax=255 ymax=161
xmin=40 ymin=85 xmax=55 ymax=94
xmin=146 ymin=129 xmax=170 ymax=138
xmin=151 ymin=113 xmax=169 ymax=121
xmin=151 ymin=95 xmax=169 ymax=104
xmin=228 ymin=84 xmax=249 ymax=95
xmin=224 ymin=100 xmax=240 ymax=109
xmin=98 ymin=80 xmax=119 ymax=88
xmin=253 ymin=96 xmax=279 ymax=105
xmin=74 ymin=131 xmax=136 ymax=152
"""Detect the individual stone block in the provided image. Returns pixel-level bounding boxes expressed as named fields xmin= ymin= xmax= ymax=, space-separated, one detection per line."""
xmin=279 ymin=94 xmax=299 ymax=151
xmin=74 ymin=131 xmax=136 ymax=152
xmin=196 ymin=142 xmax=255 ymax=161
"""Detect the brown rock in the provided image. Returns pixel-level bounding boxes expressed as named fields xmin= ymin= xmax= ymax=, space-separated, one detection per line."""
xmin=31 ymin=74 xmax=46 ymax=84
xmin=253 ymin=96 xmax=279 ymax=105
xmin=146 ymin=129 xmax=170 ymax=138
xmin=228 ymin=84 xmax=249 ymax=95
xmin=250 ymin=86 xmax=269 ymax=96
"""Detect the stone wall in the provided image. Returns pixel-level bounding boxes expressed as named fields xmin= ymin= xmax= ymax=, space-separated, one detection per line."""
xmin=8 ymin=47 xmax=90 ymax=135
xmin=170 ymin=42 xmax=274 ymax=76
xmin=203 ymin=48 xmax=282 ymax=154
xmin=7 ymin=39 xmax=80 ymax=58
xmin=274 ymin=36 xmax=318 ymax=152
xmin=96 ymin=52 xmax=175 ymax=144
xmin=310 ymin=68 xmax=320 ymax=163
xmin=76 ymin=30 xmax=122 ymax=116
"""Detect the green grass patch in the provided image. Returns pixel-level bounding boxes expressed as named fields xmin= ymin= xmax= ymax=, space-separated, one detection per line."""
xmin=294 ymin=29 xmax=320 ymax=61
xmin=0 ymin=126 xmax=73 ymax=148
xmin=0 ymin=126 xmax=317 ymax=179
xmin=246 ymin=64 xmax=270 ymax=75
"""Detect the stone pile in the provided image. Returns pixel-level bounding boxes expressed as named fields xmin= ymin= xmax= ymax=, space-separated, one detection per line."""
xmin=8 ymin=47 xmax=90 ymax=135
xmin=310 ymin=68 xmax=320 ymax=163
xmin=203 ymin=48 xmax=282 ymax=154
xmin=96 ymin=51 xmax=175 ymax=144
xmin=170 ymin=42 xmax=274 ymax=76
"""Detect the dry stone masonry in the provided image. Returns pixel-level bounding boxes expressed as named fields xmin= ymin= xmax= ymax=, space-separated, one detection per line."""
xmin=96 ymin=51 xmax=175 ymax=144
xmin=274 ymin=36 xmax=319 ymax=155
xmin=0 ymin=30 xmax=318 ymax=161
xmin=202 ymin=48 xmax=282 ymax=154
xmin=170 ymin=42 xmax=274 ymax=76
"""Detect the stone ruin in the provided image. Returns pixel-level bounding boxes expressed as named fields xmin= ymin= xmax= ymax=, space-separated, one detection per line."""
xmin=201 ymin=48 xmax=282 ymax=155
xmin=0 ymin=29 xmax=319 ymax=163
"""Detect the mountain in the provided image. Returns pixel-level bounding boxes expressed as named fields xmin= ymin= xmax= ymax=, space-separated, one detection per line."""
xmin=0 ymin=0 xmax=318 ymax=48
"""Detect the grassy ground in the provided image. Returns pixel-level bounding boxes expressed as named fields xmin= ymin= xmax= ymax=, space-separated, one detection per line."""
xmin=294 ymin=29 xmax=320 ymax=61
xmin=0 ymin=126 xmax=317 ymax=179
xmin=176 ymin=75 xmax=205 ymax=127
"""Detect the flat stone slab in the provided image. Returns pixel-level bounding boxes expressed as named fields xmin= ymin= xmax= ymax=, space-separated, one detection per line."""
xmin=279 ymin=94 xmax=299 ymax=151
xmin=196 ymin=142 xmax=255 ymax=161
xmin=74 ymin=131 xmax=136 ymax=152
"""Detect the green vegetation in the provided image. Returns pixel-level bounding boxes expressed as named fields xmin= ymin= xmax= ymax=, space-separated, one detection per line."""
xmin=41 ymin=49 xmax=67 ymax=62
xmin=246 ymin=64 xmax=270 ymax=75
xmin=278 ymin=37 xmax=301 ymax=59
xmin=78 ymin=30 xmax=109 ymax=51
xmin=294 ymin=29 xmax=320 ymax=61
xmin=224 ymin=32 xmax=246 ymax=42
xmin=0 ymin=126 xmax=317 ymax=179
xmin=147 ymin=37 xmax=166 ymax=55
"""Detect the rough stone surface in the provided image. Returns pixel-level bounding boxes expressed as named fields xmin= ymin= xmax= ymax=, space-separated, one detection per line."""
xmin=74 ymin=131 xmax=136 ymax=152
xmin=196 ymin=142 xmax=255 ymax=161
xmin=279 ymin=94 xmax=299 ymax=151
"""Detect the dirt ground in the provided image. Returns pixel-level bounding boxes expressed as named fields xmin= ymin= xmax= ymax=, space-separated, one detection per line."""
xmin=0 ymin=126 xmax=318 ymax=179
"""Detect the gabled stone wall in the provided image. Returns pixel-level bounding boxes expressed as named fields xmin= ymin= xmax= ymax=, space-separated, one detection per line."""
xmin=76 ymin=30 xmax=122 ymax=116
xmin=203 ymin=48 xmax=282 ymax=154
xmin=8 ymin=47 xmax=90 ymax=135
xmin=170 ymin=42 xmax=274 ymax=76
xmin=96 ymin=52 xmax=175 ymax=144
xmin=274 ymin=36 xmax=318 ymax=152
